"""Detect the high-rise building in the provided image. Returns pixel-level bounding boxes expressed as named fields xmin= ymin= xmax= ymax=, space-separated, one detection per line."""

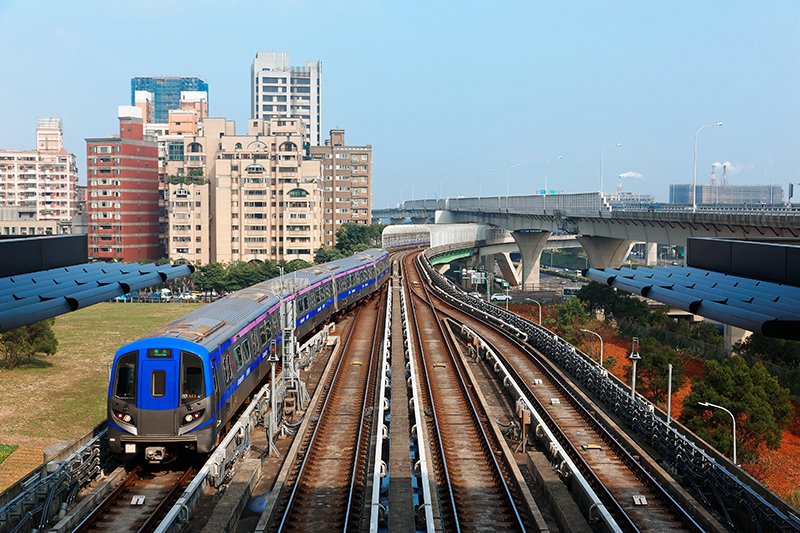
xmin=251 ymin=52 xmax=322 ymax=147
xmin=0 ymin=118 xmax=79 ymax=221
xmin=131 ymin=77 xmax=209 ymax=124
xmin=309 ymin=129 xmax=372 ymax=249
xmin=85 ymin=107 xmax=160 ymax=262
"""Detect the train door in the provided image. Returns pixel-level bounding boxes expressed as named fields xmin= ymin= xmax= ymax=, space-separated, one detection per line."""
xmin=138 ymin=351 xmax=179 ymax=435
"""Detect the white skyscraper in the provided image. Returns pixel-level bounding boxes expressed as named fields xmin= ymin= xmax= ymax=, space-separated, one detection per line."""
xmin=251 ymin=52 xmax=322 ymax=146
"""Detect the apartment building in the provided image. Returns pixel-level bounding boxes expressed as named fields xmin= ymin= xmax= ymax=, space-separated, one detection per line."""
xmin=0 ymin=119 xmax=79 ymax=221
xmin=251 ymin=52 xmax=322 ymax=147
xmin=309 ymin=129 xmax=372 ymax=249
xmin=85 ymin=107 xmax=160 ymax=262
xmin=160 ymin=116 xmax=323 ymax=264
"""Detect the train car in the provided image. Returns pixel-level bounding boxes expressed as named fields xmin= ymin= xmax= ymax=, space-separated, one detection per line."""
xmin=107 ymin=250 xmax=390 ymax=462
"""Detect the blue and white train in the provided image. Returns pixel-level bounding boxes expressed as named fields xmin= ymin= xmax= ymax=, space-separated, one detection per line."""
xmin=107 ymin=249 xmax=391 ymax=461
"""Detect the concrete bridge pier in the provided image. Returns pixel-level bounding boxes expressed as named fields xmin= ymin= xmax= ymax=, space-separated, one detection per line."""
xmin=410 ymin=217 xmax=430 ymax=225
xmin=389 ymin=217 xmax=406 ymax=225
xmin=511 ymin=230 xmax=551 ymax=291
xmin=645 ymin=242 xmax=658 ymax=266
xmin=494 ymin=252 xmax=520 ymax=286
xmin=576 ymin=235 xmax=635 ymax=269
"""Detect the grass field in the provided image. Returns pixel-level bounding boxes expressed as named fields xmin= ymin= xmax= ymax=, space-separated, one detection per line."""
xmin=0 ymin=303 xmax=201 ymax=444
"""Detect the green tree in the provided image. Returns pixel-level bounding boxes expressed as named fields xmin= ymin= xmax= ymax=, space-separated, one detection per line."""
xmin=0 ymin=318 xmax=58 ymax=370
xmin=735 ymin=334 xmax=800 ymax=369
xmin=334 ymin=222 xmax=385 ymax=256
xmin=578 ymin=281 xmax=650 ymax=324
xmin=557 ymin=297 xmax=589 ymax=343
xmin=625 ymin=337 xmax=685 ymax=403
xmin=314 ymin=247 xmax=345 ymax=264
xmin=680 ymin=355 xmax=794 ymax=461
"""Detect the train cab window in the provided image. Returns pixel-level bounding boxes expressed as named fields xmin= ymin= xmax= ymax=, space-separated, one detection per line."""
xmin=234 ymin=345 xmax=244 ymax=369
xmin=222 ymin=353 xmax=233 ymax=383
xmin=152 ymin=370 xmax=166 ymax=398
xmin=181 ymin=351 xmax=204 ymax=402
xmin=242 ymin=340 xmax=252 ymax=364
xmin=303 ymin=295 xmax=309 ymax=312
xmin=113 ymin=351 xmax=137 ymax=400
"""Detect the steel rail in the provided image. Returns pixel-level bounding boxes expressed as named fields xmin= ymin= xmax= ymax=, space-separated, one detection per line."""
xmin=411 ymin=255 xmax=529 ymax=531
xmin=428 ymin=266 xmax=705 ymax=532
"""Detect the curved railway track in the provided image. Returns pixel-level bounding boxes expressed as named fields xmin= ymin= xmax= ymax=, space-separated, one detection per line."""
xmin=412 ymin=250 xmax=708 ymax=532
xmin=268 ymin=287 xmax=386 ymax=532
xmin=402 ymin=253 xmax=536 ymax=532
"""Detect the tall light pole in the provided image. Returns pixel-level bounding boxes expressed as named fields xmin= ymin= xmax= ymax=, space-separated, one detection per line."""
xmin=581 ymin=328 xmax=604 ymax=368
xmin=440 ymin=176 xmax=450 ymax=201
xmin=506 ymin=163 xmax=521 ymax=209
xmin=763 ymin=172 xmax=773 ymax=204
xmin=412 ymin=182 xmax=420 ymax=202
xmin=387 ymin=188 xmax=394 ymax=208
xmin=601 ymin=143 xmax=622 ymax=194
xmin=698 ymin=401 xmax=737 ymax=465
xmin=456 ymin=173 xmax=467 ymax=209
xmin=545 ymin=156 xmax=562 ymax=195
xmin=424 ymin=179 xmax=434 ymax=208
xmin=693 ymin=123 xmax=723 ymax=211
xmin=531 ymin=299 xmax=542 ymax=324
xmin=478 ymin=169 xmax=491 ymax=209
xmin=399 ymin=184 xmax=407 ymax=207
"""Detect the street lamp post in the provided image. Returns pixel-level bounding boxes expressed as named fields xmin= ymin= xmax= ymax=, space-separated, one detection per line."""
xmin=531 ymin=299 xmax=542 ymax=324
xmin=424 ymin=179 xmax=434 ymax=209
xmin=440 ymin=176 xmax=450 ymax=201
xmin=456 ymin=173 xmax=467 ymax=209
xmin=580 ymin=328 xmax=604 ymax=367
xmin=693 ymin=123 xmax=723 ymax=211
xmin=601 ymin=144 xmax=622 ymax=194
xmin=544 ymin=156 xmax=562 ymax=195
xmin=698 ymin=401 xmax=737 ymax=464
xmin=506 ymin=163 xmax=521 ymax=209
xmin=478 ymin=169 xmax=491 ymax=209
xmin=763 ymin=172 xmax=773 ymax=204
xmin=412 ymin=182 xmax=420 ymax=202
xmin=399 ymin=184 xmax=407 ymax=207
xmin=387 ymin=188 xmax=394 ymax=208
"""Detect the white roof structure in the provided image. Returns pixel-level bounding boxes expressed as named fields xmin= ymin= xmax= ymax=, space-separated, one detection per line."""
xmin=382 ymin=224 xmax=508 ymax=250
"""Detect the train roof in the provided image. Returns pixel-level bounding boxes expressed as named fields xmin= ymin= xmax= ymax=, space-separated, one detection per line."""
xmin=142 ymin=282 xmax=280 ymax=350
xmin=322 ymin=249 xmax=386 ymax=273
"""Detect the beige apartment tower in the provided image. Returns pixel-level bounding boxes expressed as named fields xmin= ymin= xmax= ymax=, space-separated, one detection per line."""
xmin=309 ymin=129 xmax=372 ymax=249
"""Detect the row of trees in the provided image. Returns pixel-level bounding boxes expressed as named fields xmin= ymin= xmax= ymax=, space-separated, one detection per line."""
xmin=0 ymin=318 xmax=58 ymax=370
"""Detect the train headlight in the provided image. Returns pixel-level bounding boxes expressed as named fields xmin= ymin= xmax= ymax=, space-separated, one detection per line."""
xmin=181 ymin=409 xmax=205 ymax=425
xmin=113 ymin=410 xmax=134 ymax=426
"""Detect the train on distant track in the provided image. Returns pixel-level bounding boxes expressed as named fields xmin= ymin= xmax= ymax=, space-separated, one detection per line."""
xmin=107 ymin=249 xmax=390 ymax=462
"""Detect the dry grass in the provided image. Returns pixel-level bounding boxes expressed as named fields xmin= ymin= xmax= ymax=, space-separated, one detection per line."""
xmin=0 ymin=303 xmax=201 ymax=445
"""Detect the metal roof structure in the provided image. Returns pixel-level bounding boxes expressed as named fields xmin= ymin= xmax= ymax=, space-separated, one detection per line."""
xmin=0 ymin=262 xmax=193 ymax=333
xmin=586 ymin=265 xmax=800 ymax=340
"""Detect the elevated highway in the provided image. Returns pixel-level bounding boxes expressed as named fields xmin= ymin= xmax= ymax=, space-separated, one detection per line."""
xmin=374 ymin=193 xmax=800 ymax=289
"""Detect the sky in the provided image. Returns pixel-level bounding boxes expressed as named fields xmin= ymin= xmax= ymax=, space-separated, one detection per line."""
xmin=1 ymin=0 xmax=798 ymax=205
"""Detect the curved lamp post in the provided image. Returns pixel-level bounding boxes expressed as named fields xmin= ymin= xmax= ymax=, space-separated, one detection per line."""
xmin=478 ymin=169 xmax=491 ymax=209
xmin=424 ymin=179 xmax=434 ymax=208
xmin=601 ymin=143 xmax=622 ymax=194
xmin=545 ymin=156 xmax=562 ymax=195
xmin=440 ymin=176 xmax=450 ymax=201
xmin=698 ymin=401 xmax=737 ymax=464
xmin=580 ymin=328 xmax=604 ymax=367
xmin=506 ymin=163 xmax=521 ymax=209
xmin=456 ymin=173 xmax=467 ymax=209
xmin=693 ymin=123 xmax=722 ymax=211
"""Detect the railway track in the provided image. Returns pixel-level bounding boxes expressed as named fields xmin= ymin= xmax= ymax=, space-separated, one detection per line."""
xmin=412 ymin=250 xmax=710 ymax=532
xmin=402 ymin=252 xmax=538 ymax=532
xmin=267 ymin=287 xmax=386 ymax=532
xmin=72 ymin=464 xmax=195 ymax=533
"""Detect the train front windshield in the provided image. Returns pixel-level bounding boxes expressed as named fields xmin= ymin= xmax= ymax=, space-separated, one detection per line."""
xmin=111 ymin=348 xmax=206 ymax=409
